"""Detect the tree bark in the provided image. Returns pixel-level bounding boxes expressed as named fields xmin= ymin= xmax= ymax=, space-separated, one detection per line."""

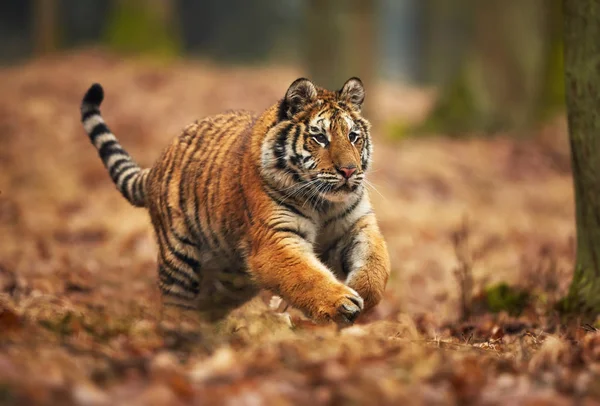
xmin=563 ymin=0 xmax=600 ymax=316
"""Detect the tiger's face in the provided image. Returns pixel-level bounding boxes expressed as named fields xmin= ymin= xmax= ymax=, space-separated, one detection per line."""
xmin=262 ymin=77 xmax=372 ymax=205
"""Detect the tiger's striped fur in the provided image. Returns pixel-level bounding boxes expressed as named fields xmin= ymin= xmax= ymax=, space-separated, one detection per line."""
xmin=79 ymin=78 xmax=390 ymax=325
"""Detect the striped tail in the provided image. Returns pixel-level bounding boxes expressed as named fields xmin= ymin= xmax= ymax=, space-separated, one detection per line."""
xmin=80 ymin=83 xmax=149 ymax=208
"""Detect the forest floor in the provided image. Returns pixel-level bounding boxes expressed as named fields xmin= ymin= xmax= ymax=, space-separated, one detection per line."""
xmin=1 ymin=50 xmax=599 ymax=406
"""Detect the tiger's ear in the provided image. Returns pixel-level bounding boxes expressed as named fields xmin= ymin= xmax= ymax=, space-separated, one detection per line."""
xmin=339 ymin=77 xmax=365 ymax=111
xmin=282 ymin=78 xmax=317 ymax=118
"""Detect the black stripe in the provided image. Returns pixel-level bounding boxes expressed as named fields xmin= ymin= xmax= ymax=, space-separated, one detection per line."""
xmin=158 ymin=129 xmax=207 ymax=251
xmin=341 ymin=237 xmax=360 ymax=276
xmin=109 ymin=160 xmax=136 ymax=180
xmin=118 ymin=170 xmax=138 ymax=196
xmin=362 ymin=136 xmax=371 ymax=171
xmin=210 ymin=127 xmax=247 ymax=250
xmin=173 ymin=231 xmax=197 ymax=247
xmin=357 ymin=120 xmax=370 ymax=170
xmin=206 ymin=122 xmax=244 ymax=252
xmin=180 ymin=123 xmax=211 ymax=247
xmin=152 ymin=203 xmax=199 ymax=275
xmin=160 ymin=119 xmax=194 ymax=221
xmin=263 ymin=183 xmax=311 ymax=220
xmin=158 ymin=245 xmax=199 ymax=290
xmin=158 ymin=281 xmax=197 ymax=301
xmin=201 ymin=120 xmax=239 ymax=252
xmin=81 ymin=109 xmax=100 ymax=122
xmin=238 ymin=153 xmax=254 ymax=226
xmin=157 ymin=205 xmax=198 ymax=249
xmin=160 ymin=229 xmax=201 ymax=271
xmin=273 ymin=124 xmax=293 ymax=170
xmin=316 ymin=194 xmax=332 ymax=213
xmin=131 ymin=173 xmax=143 ymax=205
xmin=303 ymin=140 xmax=312 ymax=155
xmin=273 ymin=227 xmax=308 ymax=241
xmin=289 ymin=126 xmax=302 ymax=166
xmin=159 ymin=264 xmax=199 ymax=294
xmin=287 ymin=167 xmax=305 ymax=184
xmin=89 ymin=123 xmax=111 ymax=143
xmin=130 ymin=174 xmax=140 ymax=204
xmin=175 ymin=118 xmax=230 ymax=253
xmin=134 ymin=171 xmax=147 ymax=206
xmin=159 ymin=272 xmax=196 ymax=296
xmin=277 ymin=100 xmax=289 ymax=122
xmin=98 ymin=140 xmax=126 ymax=162
xmin=192 ymin=179 xmax=210 ymax=249
xmin=323 ymin=192 xmax=363 ymax=228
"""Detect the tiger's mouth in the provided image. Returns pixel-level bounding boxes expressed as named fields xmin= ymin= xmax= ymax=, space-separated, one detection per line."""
xmin=334 ymin=182 xmax=360 ymax=193
xmin=306 ymin=173 xmax=362 ymax=200
xmin=326 ymin=179 xmax=361 ymax=196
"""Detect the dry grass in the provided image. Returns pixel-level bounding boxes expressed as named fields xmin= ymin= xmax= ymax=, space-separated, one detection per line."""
xmin=0 ymin=50 xmax=599 ymax=405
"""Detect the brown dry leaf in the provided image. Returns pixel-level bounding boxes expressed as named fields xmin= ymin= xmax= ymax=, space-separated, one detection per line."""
xmin=449 ymin=356 xmax=486 ymax=404
xmin=0 ymin=303 xmax=22 ymax=332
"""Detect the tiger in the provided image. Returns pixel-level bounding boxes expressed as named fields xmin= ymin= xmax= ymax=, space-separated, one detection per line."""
xmin=79 ymin=77 xmax=390 ymax=325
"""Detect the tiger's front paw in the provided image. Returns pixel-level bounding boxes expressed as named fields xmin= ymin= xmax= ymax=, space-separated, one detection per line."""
xmin=314 ymin=284 xmax=364 ymax=326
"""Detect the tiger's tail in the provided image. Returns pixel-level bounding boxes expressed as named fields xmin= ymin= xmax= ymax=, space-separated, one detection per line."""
xmin=80 ymin=83 xmax=149 ymax=208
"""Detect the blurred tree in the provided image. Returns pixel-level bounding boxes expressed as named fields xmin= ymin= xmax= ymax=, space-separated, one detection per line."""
xmin=33 ymin=0 xmax=60 ymax=55
xmin=419 ymin=0 xmax=469 ymax=87
xmin=305 ymin=0 xmax=375 ymax=116
xmin=419 ymin=0 xmax=563 ymax=135
xmin=62 ymin=0 xmax=109 ymax=48
xmin=180 ymin=0 xmax=300 ymax=64
xmin=104 ymin=0 xmax=182 ymax=59
xmin=562 ymin=0 xmax=600 ymax=318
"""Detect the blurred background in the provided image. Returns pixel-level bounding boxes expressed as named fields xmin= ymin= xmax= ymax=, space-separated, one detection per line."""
xmin=0 ymin=0 xmax=565 ymax=135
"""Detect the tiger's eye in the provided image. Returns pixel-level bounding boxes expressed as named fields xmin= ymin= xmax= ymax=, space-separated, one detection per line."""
xmin=312 ymin=133 xmax=328 ymax=146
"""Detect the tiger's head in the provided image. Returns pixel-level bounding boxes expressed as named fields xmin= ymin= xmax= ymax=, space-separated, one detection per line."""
xmin=262 ymin=77 xmax=372 ymax=205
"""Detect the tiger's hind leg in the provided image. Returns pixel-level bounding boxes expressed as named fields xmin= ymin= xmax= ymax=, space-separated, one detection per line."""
xmin=157 ymin=254 xmax=200 ymax=311
xmin=153 ymin=215 xmax=203 ymax=306
xmin=153 ymin=229 xmax=224 ymax=344
xmin=195 ymin=268 xmax=260 ymax=322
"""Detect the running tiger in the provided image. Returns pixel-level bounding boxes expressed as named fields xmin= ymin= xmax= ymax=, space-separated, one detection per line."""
xmin=79 ymin=77 xmax=390 ymax=325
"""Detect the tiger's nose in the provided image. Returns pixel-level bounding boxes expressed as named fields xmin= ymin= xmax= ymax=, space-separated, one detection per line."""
xmin=337 ymin=165 xmax=357 ymax=179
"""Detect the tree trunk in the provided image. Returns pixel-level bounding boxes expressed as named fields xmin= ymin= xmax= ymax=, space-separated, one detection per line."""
xmin=563 ymin=0 xmax=600 ymax=317
xmin=33 ymin=0 xmax=59 ymax=55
